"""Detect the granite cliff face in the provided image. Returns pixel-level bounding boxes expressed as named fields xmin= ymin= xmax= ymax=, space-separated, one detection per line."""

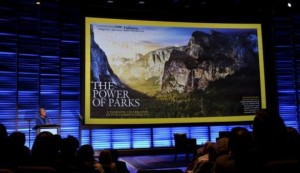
xmin=112 ymin=46 xmax=177 ymax=87
xmin=90 ymin=25 xmax=124 ymax=87
xmin=161 ymin=30 xmax=258 ymax=93
xmin=144 ymin=48 xmax=173 ymax=81
xmin=117 ymin=30 xmax=258 ymax=94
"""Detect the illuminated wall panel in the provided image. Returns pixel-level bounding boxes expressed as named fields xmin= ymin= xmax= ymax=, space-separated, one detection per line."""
xmin=0 ymin=0 xmax=299 ymax=151
xmin=274 ymin=16 xmax=300 ymax=129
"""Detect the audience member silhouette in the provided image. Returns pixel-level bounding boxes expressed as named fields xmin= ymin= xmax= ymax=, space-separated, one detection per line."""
xmin=7 ymin=131 xmax=30 ymax=167
xmin=30 ymin=131 xmax=57 ymax=166
xmin=52 ymin=134 xmax=63 ymax=155
xmin=286 ymin=126 xmax=300 ymax=160
xmin=214 ymin=137 xmax=230 ymax=159
xmin=186 ymin=137 xmax=229 ymax=173
xmin=0 ymin=123 xmax=9 ymax=168
xmin=188 ymin=141 xmax=215 ymax=173
xmin=98 ymin=149 xmax=117 ymax=173
xmin=0 ymin=123 xmax=8 ymax=141
xmin=56 ymin=135 xmax=80 ymax=173
xmin=195 ymin=141 xmax=214 ymax=158
xmin=214 ymin=127 xmax=254 ymax=173
xmin=252 ymin=109 xmax=289 ymax=162
xmin=58 ymin=135 xmax=80 ymax=165
xmin=76 ymin=144 xmax=104 ymax=173
xmin=110 ymin=149 xmax=130 ymax=173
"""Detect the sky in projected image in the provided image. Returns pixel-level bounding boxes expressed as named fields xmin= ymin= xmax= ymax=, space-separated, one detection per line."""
xmin=93 ymin=24 xmax=256 ymax=68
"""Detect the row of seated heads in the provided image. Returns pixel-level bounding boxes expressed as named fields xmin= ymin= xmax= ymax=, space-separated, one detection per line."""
xmin=252 ymin=109 xmax=300 ymax=160
xmin=0 ymin=124 xmax=125 ymax=173
xmin=194 ymin=108 xmax=300 ymax=165
xmin=217 ymin=109 xmax=300 ymax=161
xmin=31 ymin=131 xmax=120 ymax=165
xmin=188 ymin=109 xmax=300 ymax=173
xmin=1 ymin=109 xmax=300 ymax=168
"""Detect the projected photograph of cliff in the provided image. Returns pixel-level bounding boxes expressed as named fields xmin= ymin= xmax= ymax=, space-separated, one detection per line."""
xmin=88 ymin=20 xmax=264 ymax=119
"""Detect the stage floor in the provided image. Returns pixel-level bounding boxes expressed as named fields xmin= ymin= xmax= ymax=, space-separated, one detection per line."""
xmin=120 ymin=154 xmax=192 ymax=173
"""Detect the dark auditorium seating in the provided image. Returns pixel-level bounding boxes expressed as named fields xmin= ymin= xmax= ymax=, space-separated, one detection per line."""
xmin=262 ymin=160 xmax=300 ymax=173
xmin=0 ymin=169 xmax=14 ymax=173
xmin=137 ymin=168 xmax=183 ymax=173
xmin=17 ymin=166 xmax=56 ymax=173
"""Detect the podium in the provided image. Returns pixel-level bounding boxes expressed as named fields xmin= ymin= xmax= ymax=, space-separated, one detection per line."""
xmin=33 ymin=124 xmax=60 ymax=135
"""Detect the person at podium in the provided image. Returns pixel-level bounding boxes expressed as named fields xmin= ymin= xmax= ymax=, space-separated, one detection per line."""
xmin=36 ymin=108 xmax=51 ymax=126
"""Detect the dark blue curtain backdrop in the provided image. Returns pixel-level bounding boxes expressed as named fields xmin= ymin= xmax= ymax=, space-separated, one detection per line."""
xmin=0 ymin=0 xmax=299 ymax=149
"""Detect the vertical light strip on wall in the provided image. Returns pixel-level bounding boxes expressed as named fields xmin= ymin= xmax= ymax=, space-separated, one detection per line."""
xmin=273 ymin=16 xmax=299 ymax=129
xmin=152 ymin=127 xmax=173 ymax=147
xmin=0 ymin=0 xmax=18 ymax=135
xmin=60 ymin=0 xmax=81 ymax=139
xmin=112 ymin=128 xmax=131 ymax=149
xmin=39 ymin=0 xmax=61 ymax=133
xmin=190 ymin=126 xmax=209 ymax=144
xmin=17 ymin=0 xmax=40 ymax=148
xmin=293 ymin=15 xmax=300 ymax=128
xmin=132 ymin=128 xmax=151 ymax=149
xmin=92 ymin=128 xmax=113 ymax=150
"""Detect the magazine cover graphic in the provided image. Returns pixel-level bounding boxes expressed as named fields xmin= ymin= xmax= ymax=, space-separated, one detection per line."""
xmin=85 ymin=18 xmax=266 ymax=124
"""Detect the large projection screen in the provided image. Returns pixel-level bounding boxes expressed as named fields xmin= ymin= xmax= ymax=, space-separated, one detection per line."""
xmin=84 ymin=17 xmax=266 ymax=125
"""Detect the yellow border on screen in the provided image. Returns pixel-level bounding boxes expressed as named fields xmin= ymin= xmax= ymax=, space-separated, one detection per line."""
xmin=85 ymin=17 xmax=266 ymax=125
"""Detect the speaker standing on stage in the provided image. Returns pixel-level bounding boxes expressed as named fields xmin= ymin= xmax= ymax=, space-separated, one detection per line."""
xmin=36 ymin=108 xmax=50 ymax=126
